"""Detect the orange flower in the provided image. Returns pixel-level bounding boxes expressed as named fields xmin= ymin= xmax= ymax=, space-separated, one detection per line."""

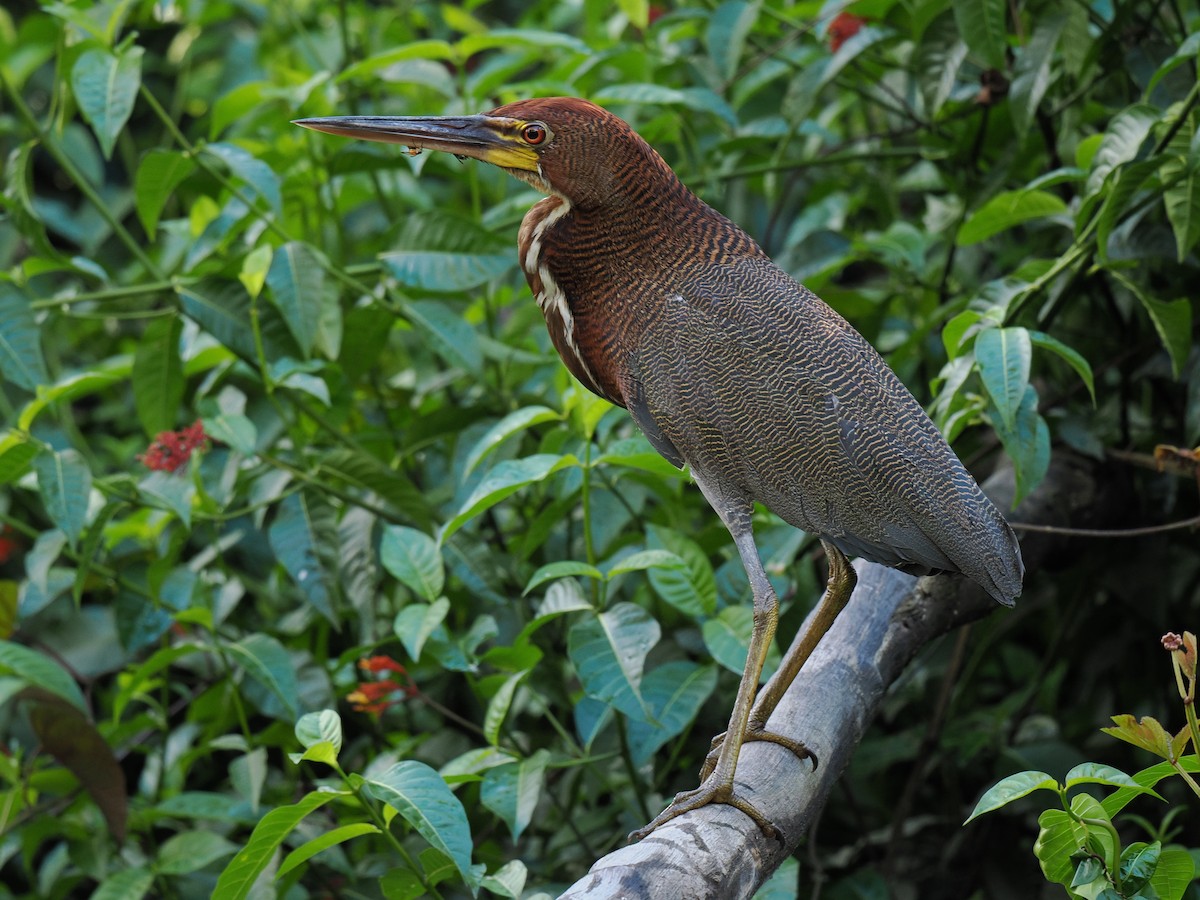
xmin=349 ymin=656 xmax=418 ymax=714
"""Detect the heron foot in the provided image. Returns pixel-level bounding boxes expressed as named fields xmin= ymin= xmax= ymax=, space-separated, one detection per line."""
xmin=698 ymin=726 xmax=817 ymax=781
xmin=627 ymin=774 xmax=779 ymax=843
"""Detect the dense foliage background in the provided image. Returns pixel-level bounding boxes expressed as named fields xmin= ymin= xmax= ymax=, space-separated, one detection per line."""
xmin=0 ymin=0 xmax=1197 ymax=897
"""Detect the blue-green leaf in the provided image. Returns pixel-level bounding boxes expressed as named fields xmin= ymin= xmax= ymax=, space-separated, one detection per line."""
xmin=226 ymin=633 xmax=299 ymax=721
xmin=480 ymin=750 xmax=550 ymax=841
xmin=1029 ymin=330 xmax=1095 ymax=404
xmin=0 ymin=640 xmax=88 ymax=712
xmin=989 ymin=384 xmax=1050 ymax=505
xmin=0 ymin=283 xmax=49 ymax=391
xmin=394 ymin=597 xmax=450 ymax=663
xmin=402 ymin=299 xmax=482 ymax=375
xmin=204 ymin=143 xmax=282 ymax=216
xmin=132 ymin=314 xmax=184 ymax=437
xmin=71 ymin=46 xmax=143 ymax=158
xmin=646 ymin=525 xmax=718 ymax=617
xmin=627 ymin=661 xmax=718 ymax=764
xmin=975 ymin=326 xmax=1032 ymax=431
xmin=567 ymin=602 xmax=660 ymax=720
xmin=463 ymin=406 xmax=561 ymax=475
xmin=266 ymin=242 xmax=326 ymax=358
xmin=707 ymin=0 xmax=759 ymax=83
xmin=365 ymin=761 xmax=476 ymax=888
xmin=267 ymin=491 xmax=340 ymax=622
xmin=34 ymin=448 xmax=91 ymax=546
xmin=380 ymin=526 xmax=444 ymax=602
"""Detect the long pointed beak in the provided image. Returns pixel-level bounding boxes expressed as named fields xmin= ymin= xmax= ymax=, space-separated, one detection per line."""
xmin=293 ymin=115 xmax=539 ymax=172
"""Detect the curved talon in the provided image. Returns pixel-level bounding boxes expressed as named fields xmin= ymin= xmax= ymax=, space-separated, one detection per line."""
xmin=627 ymin=780 xmax=781 ymax=843
xmin=698 ymin=727 xmax=817 ymax=781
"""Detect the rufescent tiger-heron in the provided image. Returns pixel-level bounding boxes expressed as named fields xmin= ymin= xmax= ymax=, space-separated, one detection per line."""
xmin=295 ymin=97 xmax=1024 ymax=841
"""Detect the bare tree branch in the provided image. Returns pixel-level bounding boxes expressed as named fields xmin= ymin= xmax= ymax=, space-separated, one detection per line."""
xmin=560 ymin=454 xmax=1109 ymax=899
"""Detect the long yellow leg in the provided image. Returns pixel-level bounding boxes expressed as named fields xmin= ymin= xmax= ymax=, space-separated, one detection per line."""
xmin=630 ymin=534 xmax=856 ymax=842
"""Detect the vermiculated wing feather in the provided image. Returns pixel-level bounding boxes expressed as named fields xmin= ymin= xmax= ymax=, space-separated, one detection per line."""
xmin=629 ymin=257 xmax=1023 ymax=606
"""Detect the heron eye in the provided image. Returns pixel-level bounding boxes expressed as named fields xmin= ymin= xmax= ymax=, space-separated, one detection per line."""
xmin=522 ymin=123 xmax=547 ymax=145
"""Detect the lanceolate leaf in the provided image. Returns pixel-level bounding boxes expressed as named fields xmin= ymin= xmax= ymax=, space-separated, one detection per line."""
xmin=480 ymin=750 xmax=550 ymax=841
xmin=213 ymin=791 xmax=337 ymax=900
xmin=975 ymin=326 xmax=1032 ymax=431
xmin=365 ymin=761 xmax=477 ymax=888
xmin=706 ymin=0 xmax=759 ymax=84
xmin=0 ymin=283 xmax=50 ymax=391
xmin=1028 ymin=330 xmax=1095 ymax=404
xmin=627 ymin=661 xmax=718 ymax=764
xmin=132 ymin=314 xmax=185 ymax=437
xmin=380 ymin=525 xmax=444 ymax=602
xmin=266 ymin=242 xmax=325 ymax=357
xmin=267 ymin=491 xmax=341 ymax=622
xmin=989 ymin=384 xmax=1050 ymax=505
xmin=953 ymin=0 xmax=1007 ymax=69
xmin=1161 ymin=110 xmax=1200 ymax=262
xmin=1085 ymin=104 xmax=1159 ymax=197
xmin=71 ymin=46 xmax=143 ymax=159
xmin=958 ymin=190 xmax=1067 ymax=245
xmin=177 ymin=278 xmax=301 ymax=364
xmin=34 ymin=448 xmax=92 ymax=546
xmin=0 ymin=640 xmax=88 ymax=712
xmin=134 ymin=149 xmax=196 ymax=236
xmin=964 ymin=769 xmax=1057 ymax=823
xmin=646 ymin=525 xmax=718 ymax=617
xmin=1112 ymin=272 xmax=1192 ymax=378
xmin=402 ymin=299 xmax=482 ymax=375
xmin=463 ymin=406 xmax=561 ymax=475
xmin=226 ymin=633 xmax=299 ymax=721
xmin=914 ymin=12 xmax=968 ymax=117
xmin=441 ymin=454 xmax=579 ymax=543
xmin=1009 ymin=14 xmax=1066 ymax=137
xmin=567 ymin=601 xmax=660 ymax=720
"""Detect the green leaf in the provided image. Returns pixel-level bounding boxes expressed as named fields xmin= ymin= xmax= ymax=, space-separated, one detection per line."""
xmin=225 ymin=633 xmax=299 ymax=721
xmin=441 ymin=454 xmax=578 ymax=543
xmin=177 ymin=278 xmax=301 ymax=364
xmin=523 ymin=560 xmax=603 ymax=595
xmin=646 ymin=525 xmax=718 ymax=617
xmin=295 ymin=709 xmax=342 ymax=755
xmin=975 ymin=326 xmax=1032 ymax=431
xmin=380 ymin=526 xmax=444 ymax=602
xmin=706 ymin=0 xmax=759 ymax=83
xmin=402 ymin=299 xmax=482 ymax=375
xmin=277 ymin=823 xmax=381 ymax=878
xmin=1085 ymin=105 xmax=1159 ymax=198
xmin=134 ymin=149 xmax=195 ymax=236
xmin=1162 ymin=111 xmax=1200 ymax=262
xmin=463 ymin=406 xmax=561 ymax=475
xmin=953 ymin=0 xmax=1007 ymax=70
xmin=964 ymin=770 xmax=1058 ymax=823
xmin=1034 ymin=808 xmax=1085 ymax=888
xmin=213 ymin=791 xmax=337 ymax=900
xmin=394 ymin=597 xmax=450 ymax=663
xmin=480 ymin=860 xmax=529 ymax=900
xmin=365 ymin=761 xmax=476 ymax=888
xmin=604 ymin=549 xmax=686 ymax=579
xmin=35 ymin=448 xmax=92 ymax=546
xmin=1111 ymin=272 xmax=1192 ymax=379
xmin=480 ymin=750 xmax=550 ymax=841
xmin=204 ymin=142 xmax=282 ymax=216
xmin=380 ymin=213 xmax=513 ymax=292
xmin=139 ymin=470 xmax=195 ymax=527
xmin=266 ymin=242 xmax=325 ymax=357
xmin=1119 ymin=841 xmax=1160 ymax=896
xmin=315 ymin=448 xmax=432 ymax=530
xmin=483 ymin=670 xmax=527 ymax=746
xmin=1064 ymin=762 xmax=1150 ymax=792
xmin=989 ymin=384 xmax=1050 ymax=505
xmin=0 ymin=641 xmax=87 ymax=713
xmin=1029 ymin=330 xmax=1095 ymax=405
xmin=701 ymin=605 xmax=779 ymax=679
xmin=627 ymin=661 xmax=718 ymax=764
xmin=132 ymin=315 xmax=185 ymax=437
xmin=267 ymin=491 xmax=340 ymax=622
xmin=1101 ymin=756 xmax=1199 ymax=818
xmin=1008 ymin=14 xmax=1065 ymax=137
xmin=914 ymin=12 xmax=968 ymax=118
xmin=567 ymin=602 xmax=660 ymax=720
xmin=1149 ymin=847 xmax=1195 ymax=900
xmin=958 ymin=190 xmax=1067 ymax=245
xmin=0 ymin=432 xmax=39 ymax=485
xmin=155 ymin=830 xmax=239 ymax=875
xmin=0 ymin=283 xmax=50 ymax=391
xmin=70 ymin=46 xmax=143 ymax=158
xmin=90 ymin=868 xmax=154 ymax=900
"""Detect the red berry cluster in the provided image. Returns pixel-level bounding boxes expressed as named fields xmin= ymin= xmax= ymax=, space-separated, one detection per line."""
xmin=828 ymin=11 xmax=866 ymax=52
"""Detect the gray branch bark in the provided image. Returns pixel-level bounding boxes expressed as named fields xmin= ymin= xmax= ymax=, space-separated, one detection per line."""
xmin=559 ymin=454 xmax=1108 ymax=899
